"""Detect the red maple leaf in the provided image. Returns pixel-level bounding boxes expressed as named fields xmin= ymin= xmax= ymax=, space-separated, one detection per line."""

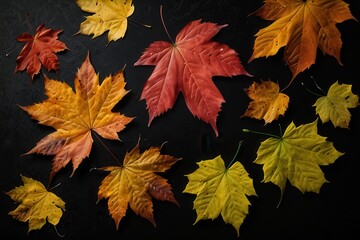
xmin=15 ymin=24 xmax=68 ymax=80
xmin=134 ymin=19 xmax=251 ymax=136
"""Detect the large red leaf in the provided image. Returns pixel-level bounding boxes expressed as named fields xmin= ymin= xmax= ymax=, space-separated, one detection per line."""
xmin=135 ymin=19 xmax=251 ymax=136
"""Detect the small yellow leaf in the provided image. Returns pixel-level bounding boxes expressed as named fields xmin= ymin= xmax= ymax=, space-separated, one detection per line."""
xmin=97 ymin=142 xmax=180 ymax=229
xmin=76 ymin=0 xmax=135 ymax=42
xmin=5 ymin=176 xmax=65 ymax=233
xmin=314 ymin=81 xmax=359 ymax=128
xmin=242 ymin=80 xmax=289 ymax=124
xmin=184 ymin=155 xmax=256 ymax=236
xmin=253 ymin=119 xmax=343 ymax=201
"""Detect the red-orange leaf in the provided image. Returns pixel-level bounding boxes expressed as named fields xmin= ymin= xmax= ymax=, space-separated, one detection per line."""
xmin=97 ymin=142 xmax=180 ymax=229
xmin=15 ymin=24 xmax=68 ymax=80
xmin=135 ymin=19 xmax=251 ymax=136
xmin=21 ymin=52 xmax=133 ymax=180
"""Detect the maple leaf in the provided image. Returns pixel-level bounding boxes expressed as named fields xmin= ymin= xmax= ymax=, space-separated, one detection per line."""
xmin=21 ymin=52 xmax=133 ymax=180
xmin=313 ymin=81 xmax=359 ymax=128
xmin=76 ymin=0 xmax=135 ymax=42
xmin=15 ymin=24 xmax=68 ymax=80
xmin=134 ymin=19 xmax=251 ymax=136
xmin=97 ymin=142 xmax=180 ymax=229
xmin=242 ymin=80 xmax=289 ymax=124
xmin=5 ymin=175 xmax=65 ymax=233
xmin=183 ymin=144 xmax=257 ymax=236
xmin=249 ymin=0 xmax=356 ymax=79
xmin=244 ymin=119 xmax=343 ymax=204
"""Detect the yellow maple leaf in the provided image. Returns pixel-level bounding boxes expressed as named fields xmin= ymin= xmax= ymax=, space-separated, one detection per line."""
xmin=97 ymin=142 xmax=180 ymax=229
xmin=242 ymin=80 xmax=289 ymax=124
xmin=5 ymin=175 xmax=65 ymax=233
xmin=245 ymin=119 xmax=343 ymax=205
xmin=314 ymin=81 xmax=359 ymax=128
xmin=249 ymin=0 xmax=356 ymax=79
xmin=183 ymin=146 xmax=257 ymax=236
xmin=76 ymin=0 xmax=135 ymax=42
xmin=21 ymin=52 xmax=133 ymax=179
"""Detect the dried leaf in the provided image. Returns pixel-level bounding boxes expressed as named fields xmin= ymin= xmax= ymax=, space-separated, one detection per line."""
xmin=242 ymin=80 xmax=289 ymax=124
xmin=15 ymin=24 xmax=68 ymax=79
xmin=249 ymin=0 xmax=356 ymax=79
xmin=5 ymin=176 xmax=65 ymax=233
xmin=314 ymin=81 xmax=359 ymax=128
xmin=97 ymin=142 xmax=180 ymax=229
xmin=21 ymin=52 xmax=133 ymax=179
xmin=135 ymin=19 xmax=251 ymax=136
xmin=76 ymin=0 xmax=135 ymax=42
xmin=251 ymin=119 xmax=343 ymax=201
xmin=184 ymin=154 xmax=256 ymax=236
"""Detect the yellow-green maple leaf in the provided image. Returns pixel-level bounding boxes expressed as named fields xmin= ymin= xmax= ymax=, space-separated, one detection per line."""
xmin=313 ymin=81 xmax=359 ymax=128
xmin=183 ymin=154 xmax=257 ymax=236
xmin=97 ymin=142 xmax=180 ymax=229
xmin=242 ymin=80 xmax=289 ymax=124
xmin=5 ymin=176 xmax=65 ymax=233
xmin=76 ymin=0 xmax=135 ymax=42
xmin=250 ymin=119 xmax=343 ymax=202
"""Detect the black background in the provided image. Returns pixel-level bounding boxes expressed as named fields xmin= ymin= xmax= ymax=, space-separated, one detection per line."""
xmin=0 ymin=0 xmax=359 ymax=239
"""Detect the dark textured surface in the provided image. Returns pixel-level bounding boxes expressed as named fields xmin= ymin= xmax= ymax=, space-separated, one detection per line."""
xmin=0 ymin=0 xmax=359 ymax=239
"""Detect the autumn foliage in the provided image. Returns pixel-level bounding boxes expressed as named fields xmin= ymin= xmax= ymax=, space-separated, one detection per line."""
xmin=76 ymin=0 xmax=135 ymax=42
xmin=4 ymin=0 xmax=358 ymax=237
xmin=6 ymin=176 xmax=65 ymax=233
xmin=242 ymin=80 xmax=289 ymax=124
xmin=184 ymin=151 xmax=257 ymax=236
xmin=135 ymin=19 xmax=251 ymax=136
xmin=21 ymin=53 xmax=133 ymax=180
xmin=249 ymin=0 xmax=356 ymax=80
xmin=15 ymin=24 xmax=68 ymax=79
xmin=97 ymin=142 xmax=180 ymax=229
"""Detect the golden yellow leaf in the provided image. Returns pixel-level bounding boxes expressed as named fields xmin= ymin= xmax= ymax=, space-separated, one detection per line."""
xmin=249 ymin=0 xmax=356 ymax=79
xmin=97 ymin=142 xmax=180 ymax=229
xmin=314 ymin=81 xmax=359 ymax=128
xmin=21 ymin=52 xmax=133 ymax=179
xmin=76 ymin=0 xmax=135 ymax=42
xmin=5 ymin=176 xmax=65 ymax=233
xmin=183 ymin=149 xmax=257 ymax=236
xmin=248 ymin=119 xmax=343 ymax=203
xmin=242 ymin=80 xmax=289 ymax=124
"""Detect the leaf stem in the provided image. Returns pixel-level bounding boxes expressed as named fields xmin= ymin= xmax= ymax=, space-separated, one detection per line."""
xmin=278 ymin=124 xmax=283 ymax=137
xmin=242 ymin=129 xmax=281 ymax=139
xmin=160 ymin=5 xmax=174 ymax=44
xmin=277 ymin=190 xmax=284 ymax=208
xmin=54 ymin=225 xmax=65 ymax=238
xmin=48 ymin=182 xmax=61 ymax=191
xmin=128 ymin=18 xmax=152 ymax=29
xmin=92 ymin=131 xmax=121 ymax=165
xmin=227 ymin=141 xmax=243 ymax=168
xmin=5 ymin=44 xmax=23 ymax=57
xmin=311 ymin=76 xmax=326 ymax=95
xmin=301 ymin=82 xmax=324 ymax=97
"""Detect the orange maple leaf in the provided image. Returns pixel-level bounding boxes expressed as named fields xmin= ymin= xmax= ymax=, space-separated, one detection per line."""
xmin=249 ymin=0 xmax=356 ymax=79
xmin=15 ymin=24 xmax=68 ymax=80
xmin=21 ymin=52 xmax=133 ymax=180
xmin=97 ymin=142 xmax=180 ymax=229
xmin=242 ymin=80 xmax=289 ymax=124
